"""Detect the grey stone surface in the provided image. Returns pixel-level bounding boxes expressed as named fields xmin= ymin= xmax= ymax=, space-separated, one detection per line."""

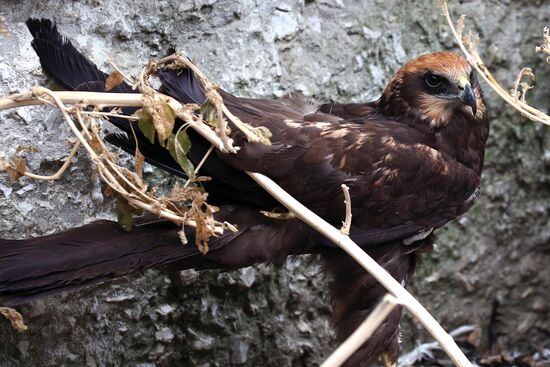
xmin=0 ymin=0 xmax=549 ymax=365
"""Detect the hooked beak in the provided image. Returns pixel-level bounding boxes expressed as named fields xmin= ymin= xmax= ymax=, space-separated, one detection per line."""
xmin=457 ymin=75 xmax=477 ymax=116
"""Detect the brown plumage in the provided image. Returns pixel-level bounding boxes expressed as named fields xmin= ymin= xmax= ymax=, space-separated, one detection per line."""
xmin=0 ymin=19 xmax=489 ymax=366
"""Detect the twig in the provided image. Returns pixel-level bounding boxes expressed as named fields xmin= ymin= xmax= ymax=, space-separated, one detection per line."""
xmin=183 ymin=144 xmax=214 ymax=189
xmin=340 ymin=184 xmax=352 ymax=235
xmin=153 ymin=52 xmax=271 ymax=148
xmin=439 ymin=0 xmax=550 ymax=126
xmin=80 ymin=110 xmax=139 ymax=120
xmin=2 ymin=140 xmax=80 ymax=181
xmin=321 ymin=294 xmax=399 ymax=367
xmin=106 ymin=55 xmax=136 ymax=86
xmin=510 ymin=68 xmax=535 ymax=105
xmin=24 ymin=87 xmax=225 ymax=237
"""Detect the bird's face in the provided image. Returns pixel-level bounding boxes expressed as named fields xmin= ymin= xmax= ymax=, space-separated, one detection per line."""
xmin=383 ymin=52 xmax=484 ymax=129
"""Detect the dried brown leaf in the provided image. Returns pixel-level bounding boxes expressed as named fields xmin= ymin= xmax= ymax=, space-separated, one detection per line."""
xmin=15 ymin=145 xmax=39 ymax=154
xmin=104 ymin=185 xmax=113 ymax=197
xmin=6 ymin=157 xmax=27 ymax=183
xmin=90 ymin=134 xmax=103 ymax=154
xmin=105 ymin=71 xmax=125 ymax=91
xmin=0 ymin=307 xmax=27 ymax=332
xmin=195 ymin=176 xmax=212 ymax=182
xmin=135 ymin=147 xmax=145 ymax=178
xmin=0 ymin=155 xmax=6 ymax=171
xmin=13 ymin=157 xmax=26 ymax=175
xmin=153 ymin=100 xmax=176 ymax=146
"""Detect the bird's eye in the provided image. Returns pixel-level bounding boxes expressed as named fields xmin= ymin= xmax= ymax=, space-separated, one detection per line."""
xmin=425 ymin=73 xmax=442 ymax=88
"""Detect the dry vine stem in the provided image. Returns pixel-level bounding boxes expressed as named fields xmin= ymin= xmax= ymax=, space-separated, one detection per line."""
xmin=0 ymin=58 xmax=471 ymax=367
xmin=440 ymin=0 xmax=550 ymax=126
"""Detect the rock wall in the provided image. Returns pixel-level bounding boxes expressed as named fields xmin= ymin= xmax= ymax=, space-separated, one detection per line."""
xmin=0 ymin=0 xmax=549 ymax=365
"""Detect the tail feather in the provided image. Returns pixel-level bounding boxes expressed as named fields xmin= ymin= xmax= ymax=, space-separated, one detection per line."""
xmin=0 ymin=207 xmax=316 ymax=307
xmin=27 ymin=18 xmax=111 ymax=91
xmin=322 ymin=237 xmax=433 ymax=366
xmin=0 ymin=219 xmax=192 ymax=306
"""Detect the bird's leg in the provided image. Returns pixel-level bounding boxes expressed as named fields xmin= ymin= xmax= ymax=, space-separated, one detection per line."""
xmin=381 ymin=352 xmax=397 ymax=367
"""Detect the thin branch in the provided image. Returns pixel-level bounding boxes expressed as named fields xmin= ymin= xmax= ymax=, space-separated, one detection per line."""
xmin=106 ymin=55 xmax=136 ymax=86
xmin=439 ymin=0 xmax=550 ymax=126
xmin=0 ymin=90 xmax=144 ymax=110
xmin=2 ymin=140 xmax=80 ymax=181
xmin=183 ymin=144 xmax=215 ymax=189
xmin=80 ymin=110 xmax=139 ymax=120
xmin=321 ymin=294 xmax=399 ymax=367
xmin=340 ymin=184 xmax=352 ymax=235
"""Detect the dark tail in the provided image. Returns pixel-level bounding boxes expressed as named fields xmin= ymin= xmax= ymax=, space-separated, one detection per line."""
xmin=26 ymin=18 xmax=205 ymax=104
xmin=0 ymin=207 xmax=315 ymax=307
xmin=27 ymin=18 xmax=114 ymax=91
xmin=322 ymin=238 xmax=433 ymax=366
xmin=0 ymin=218 xmax=193 ymax=306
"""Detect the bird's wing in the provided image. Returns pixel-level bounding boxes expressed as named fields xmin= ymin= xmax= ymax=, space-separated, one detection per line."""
xmin=156 ymin=67 xmax=479 ymax=246
xmin=318 ymin=102 xmax=378 ymax=123
xmin=216 ymin=98 xmax=481 ymax=246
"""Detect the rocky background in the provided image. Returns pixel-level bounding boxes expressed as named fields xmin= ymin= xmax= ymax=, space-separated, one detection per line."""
xmin=0 ymin=0 xmax=549 ymax=366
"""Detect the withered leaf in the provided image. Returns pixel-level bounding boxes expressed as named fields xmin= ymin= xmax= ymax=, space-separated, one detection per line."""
xmin=13 ymin=157 xmax=26 ymax=175
xmin=137 ymin=109 xmax=156 ymax=144
xmin=134 ymin=147 xmax=145 ymax=178
xmin=115 ymin=194 xmax=133 ymax=232
xmin=6 ymin=157 xmax=27 ymax=183
xmin=104 ymin=185 xmax=113 ymax=197
xmin=0 ymin=307 xmax=27 ymax=332
xmin=167 ymin=131 xmax=195 ymax=181
xmin=153 ymin=100 xmax=176 ymax=147
xmin=105 ymin=71 xmax=124 ymax=91
xmin=90 ymin=134 xmax=103 ymax=154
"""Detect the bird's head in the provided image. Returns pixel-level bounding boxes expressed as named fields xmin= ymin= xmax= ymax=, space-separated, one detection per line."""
xmin=379 ymin=52 xmax=485 ymax=129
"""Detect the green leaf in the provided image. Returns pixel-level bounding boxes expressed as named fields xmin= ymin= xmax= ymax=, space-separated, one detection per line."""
xmin=167 ymin=131 xmax=195 ymax=181
xmin=175 ymin=128 xmax=192 ymax=154
xmin=115 ymin=194 xmax=133 ymax=232
xmin=200 ymin=101 xmax=218 ymax=127
xmin=137 ymin=109 xmax=156 ymax=144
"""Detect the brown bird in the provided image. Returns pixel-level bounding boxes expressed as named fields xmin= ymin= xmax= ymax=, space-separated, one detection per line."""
xmin=0 ymin=19 xmax=489 ymax=366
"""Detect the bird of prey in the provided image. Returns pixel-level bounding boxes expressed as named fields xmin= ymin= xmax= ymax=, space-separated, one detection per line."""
xmin=0 ymin=19 xmax=489 ymax=366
